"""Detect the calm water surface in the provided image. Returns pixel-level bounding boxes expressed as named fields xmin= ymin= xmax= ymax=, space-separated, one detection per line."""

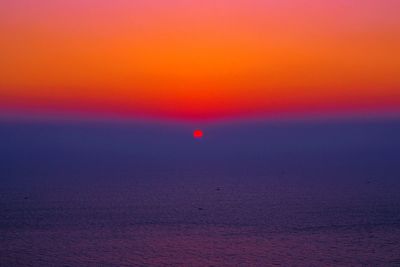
xmin=1 ymin=119 xmax=400 ymax=266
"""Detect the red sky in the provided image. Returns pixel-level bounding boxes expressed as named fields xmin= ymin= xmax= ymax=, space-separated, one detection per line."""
xmin=1 ymin=0 xmax=399 ymax=120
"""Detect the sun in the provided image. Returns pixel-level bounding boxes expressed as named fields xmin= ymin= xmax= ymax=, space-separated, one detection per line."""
xmin=193 ymin=129 xmax=203 ymax=139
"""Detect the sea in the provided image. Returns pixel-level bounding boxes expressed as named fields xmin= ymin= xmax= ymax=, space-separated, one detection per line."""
xmin=1 ymin=117 xmax=400 ymax=266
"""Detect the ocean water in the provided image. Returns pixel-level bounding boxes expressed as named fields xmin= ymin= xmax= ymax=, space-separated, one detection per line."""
xmin=1 ymin=118 xmax=400 ymax=266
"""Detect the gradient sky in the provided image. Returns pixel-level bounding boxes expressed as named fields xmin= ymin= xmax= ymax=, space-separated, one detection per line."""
xmin=1 ymin=0 xmax=399 ymax=120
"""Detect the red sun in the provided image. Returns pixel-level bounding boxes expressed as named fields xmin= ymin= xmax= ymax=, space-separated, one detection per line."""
xmin=193 ymin=129 xmax=203 ymax=139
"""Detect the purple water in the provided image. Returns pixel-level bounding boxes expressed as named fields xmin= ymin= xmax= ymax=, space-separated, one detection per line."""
xmin=1 ymin=118 xmax=400 ymax=266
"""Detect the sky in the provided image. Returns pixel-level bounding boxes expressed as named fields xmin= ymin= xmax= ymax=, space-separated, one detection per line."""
xmin=0 ymin=0 xmax=399 ymax=121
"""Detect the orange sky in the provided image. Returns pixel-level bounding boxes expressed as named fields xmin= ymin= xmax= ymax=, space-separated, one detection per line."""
xmin=1 ymin=0 xmax=399 ymax=120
